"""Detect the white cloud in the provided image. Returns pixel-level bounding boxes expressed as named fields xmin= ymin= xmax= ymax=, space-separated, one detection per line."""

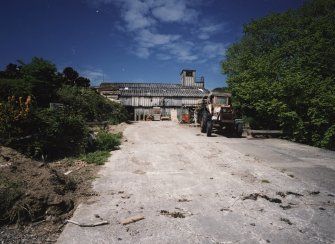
xmin=156 ymin=53 xmax=172 ymax=60
xmin=86 ymin=0 xmax=112 ymax=7
xmin=200 ymin=24 xmax=224 ymax=33
xmin=82 ymin=68 xmax=107 ymax=85
xmin=120 ymin=0 xmax=156 ymax=31
xmin=201 ymin=42 xmax=226 ymax=59
xmin=87 ymin=0 xmax=227 ymax=64
xmin=133 ymin=47 xmax=150 ymax=59
xmin=197 ymin=23 xmax=226 ymax=40
xmin=151 ymin=0 xmax=198 ymax=23
xmin=136 ymin=29 xmax=181 ymax=48
xmin=198 ymin=33 xmax=210 ymax=40
xmin=113 ymin=0 xmax=198 ymax=32
xmin=164 ymin=41 xmax=198 ymax=62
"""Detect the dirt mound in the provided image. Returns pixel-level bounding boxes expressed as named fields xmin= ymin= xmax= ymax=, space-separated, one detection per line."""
xmin=0 ymin=146 xmax=99 ymax=242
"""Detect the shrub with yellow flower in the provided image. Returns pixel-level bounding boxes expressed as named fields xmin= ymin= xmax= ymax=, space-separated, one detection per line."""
xmin=0 ymin=95 xmax=32 ymax=124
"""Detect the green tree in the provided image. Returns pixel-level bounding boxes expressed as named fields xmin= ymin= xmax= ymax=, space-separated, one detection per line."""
xmin=62 ymin=67 xmax=91 ymax=87
xmin=212 ymin=87 xmax=230 ymax=93
xmin=63 ymin=67 xmax=79 ymax=85
xmin=222 ymin=0 xmax=335 ymax=150
xmin=19 ymin=57 xmax=62 ymax=107
xmin=21 ymin=57 xmax=57 ymax=82
xmin=75 ymin=76 xmax=90 ymax=87
xmin=0 ymin=63 xmax=22 ymax=79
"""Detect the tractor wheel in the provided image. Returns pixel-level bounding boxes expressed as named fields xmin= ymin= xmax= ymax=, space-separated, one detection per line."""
xmin=236 ymin=123 xmax=243 ymax=137
xmin=206 ymin=120 xmax=213 ymax=137
xmin=225 ymin=125 xmax=234 ymax=137
xmin=200 ymin=111 xmax=207 ymax=133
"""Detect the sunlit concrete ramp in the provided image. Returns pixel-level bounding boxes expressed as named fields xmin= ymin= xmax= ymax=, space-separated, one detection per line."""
xmin=57 ymin=121 xmax=335 ymax=244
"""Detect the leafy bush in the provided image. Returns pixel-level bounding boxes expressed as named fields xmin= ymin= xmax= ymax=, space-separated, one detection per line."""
xmin=0 ymin=96 xmax=33 ymax=145
xmin=80 ymin=151 xmax=111 ymax=165
xmin=2 ymin=107 xmax=88 ymax=161
xmin=0 ymin=79 xmax=31 ymax=101
xmin=30 ymin=109 xmax=88 ymax=160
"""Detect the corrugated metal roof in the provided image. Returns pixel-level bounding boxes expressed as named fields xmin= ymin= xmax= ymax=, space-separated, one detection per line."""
xmin=99 ymin=82 xmax=210 ymax=97
xmin=100 ymin=82 xmax=182 ymax=89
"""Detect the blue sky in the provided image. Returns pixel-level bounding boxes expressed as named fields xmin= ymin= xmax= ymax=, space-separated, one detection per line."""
xmin=0 ymin=0 xmax=304 ymax=89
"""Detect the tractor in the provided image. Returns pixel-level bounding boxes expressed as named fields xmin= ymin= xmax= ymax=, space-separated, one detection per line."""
xmin=196 ymin=92 xmax=243 ymax=137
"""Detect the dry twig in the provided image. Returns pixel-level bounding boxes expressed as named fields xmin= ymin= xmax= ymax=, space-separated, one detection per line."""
xmin=65 ymin=219 xmax=109 ymax=227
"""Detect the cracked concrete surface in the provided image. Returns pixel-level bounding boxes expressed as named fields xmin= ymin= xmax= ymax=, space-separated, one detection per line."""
xmin=57 ymin=121 xmax=335 ymax=244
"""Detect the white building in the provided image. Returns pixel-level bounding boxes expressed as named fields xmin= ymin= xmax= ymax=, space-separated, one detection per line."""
xmin=98 ymin=69 xmax=210 ymax=121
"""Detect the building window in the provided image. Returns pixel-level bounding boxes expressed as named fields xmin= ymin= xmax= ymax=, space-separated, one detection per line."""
xmin=186 ymin=71 xmax=193 ymax=77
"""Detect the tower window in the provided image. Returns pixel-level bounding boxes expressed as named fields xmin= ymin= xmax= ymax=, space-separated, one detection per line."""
xmin=186 ymin=71 xmax=193 ymax=77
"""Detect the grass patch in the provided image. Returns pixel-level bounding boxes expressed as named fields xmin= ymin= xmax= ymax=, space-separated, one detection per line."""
xmin=261 ymin=179 xmax=270 ymax=183
xmin=80 ymin=151 xmax=110 ymax=165
xmin=81 ymin=131 xmax=122 ymax=165
xmin=96 ymin=132 xmax=122 ymax=151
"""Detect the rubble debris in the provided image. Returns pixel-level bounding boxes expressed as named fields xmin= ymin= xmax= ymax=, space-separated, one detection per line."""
xmin=243 ymin=193 xmax=260 ymax=201
xmin=286 ymin=191 xmax=303 ymax=197
xmin=178 ymin=198 xmax=191 ymax=202
xmin=280 ymin=205 xmax=292 ymax=210
xmin=242 ymin=193 xmax=282 ymax=203
xmin=276 ymin=192 xmax=286 ymax=198
xmin=133 ymin=169 xmax=146 ymax=175
xmin=280 ymin=218 xmax=293 ymax=225
xmin=120 ymin=215 xmax=145 ymax=225
xmin=160 ymin=210 xmax=185 ymax=218
xmin=262 ymin=195 xmax=282 ymax=203
xmin=220 ymin=208 xmax=232 ymax=212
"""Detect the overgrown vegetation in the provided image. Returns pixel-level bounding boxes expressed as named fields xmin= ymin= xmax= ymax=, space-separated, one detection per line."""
xmin=0 ymin=57 xmax=128 ymax=160
xmin=95 ymin=131 xmax=122 ymax=151
xmin=0 ymin=173 xmax=23 ymax=223
xmin=57 ymin=85 xmax=127 ymax=123
xmin=80 ymin=151 xmax=111 ymax=165
xmin=222 ymin=0 xmax=335 ymax=150
xmin=80 ymin=132 xmax=122 ymax=165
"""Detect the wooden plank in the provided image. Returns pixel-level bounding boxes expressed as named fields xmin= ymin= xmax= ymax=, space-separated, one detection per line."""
xmin=250 ymin=130 xmax=283 ymax=135
xmin=120 ymin=215 xmax=145 ymax=225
